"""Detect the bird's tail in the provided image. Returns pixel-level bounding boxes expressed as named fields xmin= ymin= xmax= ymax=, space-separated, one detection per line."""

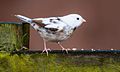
xmin=15 ymin=15 xmax=40 ymax=31
xmin=15 ymin=15 xmax=33 ymax=23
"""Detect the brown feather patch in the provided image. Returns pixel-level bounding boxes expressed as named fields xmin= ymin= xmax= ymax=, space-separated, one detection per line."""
xmin=32 ymin=19 xmax=46 ymax=27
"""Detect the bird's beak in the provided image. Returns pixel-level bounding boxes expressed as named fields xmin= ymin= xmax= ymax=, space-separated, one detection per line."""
xmin=83 ymin=19 xmax=86 ymax=22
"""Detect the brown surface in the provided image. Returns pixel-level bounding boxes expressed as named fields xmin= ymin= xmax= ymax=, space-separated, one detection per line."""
xmin=0 ymin=0 xmax=120 ymax=50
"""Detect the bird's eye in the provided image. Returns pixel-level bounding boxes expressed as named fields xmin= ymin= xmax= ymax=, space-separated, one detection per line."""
xmin=76 ymin=18 xmax=79 ymax=20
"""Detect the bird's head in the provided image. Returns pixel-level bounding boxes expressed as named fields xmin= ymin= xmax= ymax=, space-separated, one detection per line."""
xmin=60 ymin=14 xmax=86 ymax=28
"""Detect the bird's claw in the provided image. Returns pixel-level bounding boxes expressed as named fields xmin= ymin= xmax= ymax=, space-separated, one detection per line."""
xmin=62 ymin=48 xmax=68 ymax=54
xmin=42 ymin=48 xmax=51 ymax=56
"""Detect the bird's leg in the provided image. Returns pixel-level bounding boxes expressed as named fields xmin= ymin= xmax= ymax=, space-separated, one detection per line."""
xmin=57 ymin=42 xmax=68 ymax=54
xmin=42 ymin=38 xmax=51 ymax=56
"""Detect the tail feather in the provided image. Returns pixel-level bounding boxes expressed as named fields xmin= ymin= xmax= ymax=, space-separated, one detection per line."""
xmin=15 ymin=15 xmax=32 ymax=23
xmin=15 ymin=15 xmax=41 ymax=32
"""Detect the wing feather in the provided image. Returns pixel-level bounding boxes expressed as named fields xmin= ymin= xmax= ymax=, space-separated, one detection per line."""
xmin=15 ymin=15 xmax=66 ymax=32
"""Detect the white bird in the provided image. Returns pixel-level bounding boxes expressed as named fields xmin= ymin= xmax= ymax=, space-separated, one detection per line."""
xmin=15 ymin=14 xmax=86 ymax=56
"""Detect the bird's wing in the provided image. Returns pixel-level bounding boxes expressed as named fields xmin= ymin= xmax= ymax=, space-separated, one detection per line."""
xmin=33 ymin=17 xmax=57 ymax=24
xmin=33 ymin=17 xmax=67 ymax=32
xmin=15 ymin=15 xmax=66 ymax=32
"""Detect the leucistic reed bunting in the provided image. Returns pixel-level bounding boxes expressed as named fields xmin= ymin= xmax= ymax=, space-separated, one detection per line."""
xmin=15 ymin=14 xmax=86 ymax=56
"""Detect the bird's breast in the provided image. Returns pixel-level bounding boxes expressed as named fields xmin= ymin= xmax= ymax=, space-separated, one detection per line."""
xmin=39 ymin=28 xmax=74 ymax=42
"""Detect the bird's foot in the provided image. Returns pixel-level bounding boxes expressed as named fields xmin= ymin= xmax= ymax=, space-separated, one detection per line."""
xmin=62 ymin=48 xmax=69 ymax=54
xmin=42 ymin=48 xmax=51 ymax=56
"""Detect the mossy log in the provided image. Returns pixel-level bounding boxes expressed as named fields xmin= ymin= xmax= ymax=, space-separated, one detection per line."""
xmin=0 ymin=22 xmax=30 ymax=52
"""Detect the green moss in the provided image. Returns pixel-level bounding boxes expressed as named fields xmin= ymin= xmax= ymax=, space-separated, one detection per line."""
xmin=0 ymin=23 xmax=29 ymax=52
xmin=0 ymin=53 xmax=120 ymax=72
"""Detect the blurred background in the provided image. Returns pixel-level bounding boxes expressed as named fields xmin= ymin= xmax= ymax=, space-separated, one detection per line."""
xmin=0 ymin=0 xmax=120 ymax=50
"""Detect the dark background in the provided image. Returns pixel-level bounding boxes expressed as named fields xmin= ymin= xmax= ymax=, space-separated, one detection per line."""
xmin=0 ymin=0 xmax=120 ymax=50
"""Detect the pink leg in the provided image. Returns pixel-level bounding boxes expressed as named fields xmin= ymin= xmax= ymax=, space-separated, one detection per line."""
xmin=57 ymin=42 xmax=68 ymax=54
xmin=42 ymin=38 xmax=51 ymax=56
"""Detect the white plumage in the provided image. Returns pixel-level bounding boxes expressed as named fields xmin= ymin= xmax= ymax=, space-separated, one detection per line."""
xmin=15 ymin=14 xmax=86 ymax=56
